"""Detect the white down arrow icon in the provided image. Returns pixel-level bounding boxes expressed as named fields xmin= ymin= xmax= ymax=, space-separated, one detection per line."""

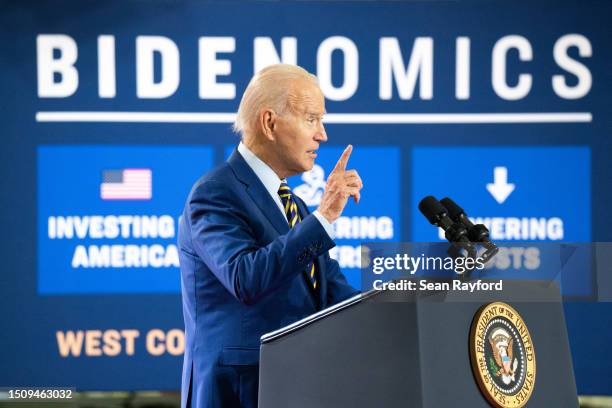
xmin=486 ymin=166 xmax=515 ymax=204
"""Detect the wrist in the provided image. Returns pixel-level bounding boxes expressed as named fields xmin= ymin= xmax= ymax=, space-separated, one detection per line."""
xmin=316 ymin=208 xmax=335 ymax=224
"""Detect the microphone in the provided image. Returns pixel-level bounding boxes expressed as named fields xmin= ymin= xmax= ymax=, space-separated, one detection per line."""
xmin=418 ymin=196 xmax=476 ymax=254
xmin=440 ymin=197 xmax=499 ymax=260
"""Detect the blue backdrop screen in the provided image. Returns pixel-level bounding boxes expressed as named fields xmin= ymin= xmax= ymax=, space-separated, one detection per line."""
xmin=1 ymin=0 xmax=610 ymax=394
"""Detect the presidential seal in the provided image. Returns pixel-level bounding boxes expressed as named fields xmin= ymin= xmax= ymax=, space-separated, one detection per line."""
xmin=469 ymin=302 xmax=536 ymax=408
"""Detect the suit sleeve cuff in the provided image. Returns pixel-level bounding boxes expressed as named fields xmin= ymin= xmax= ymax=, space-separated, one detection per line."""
xmin=313 ymin=210 xmax=335 ymax=240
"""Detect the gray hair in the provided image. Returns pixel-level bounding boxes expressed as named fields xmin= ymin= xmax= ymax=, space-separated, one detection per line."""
xmin=233 ymin=64 xmax=319 ymax=136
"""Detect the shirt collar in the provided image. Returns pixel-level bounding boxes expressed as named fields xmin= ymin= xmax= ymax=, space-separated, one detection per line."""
xmin=237 ymin=141 xmax=284 ymax=196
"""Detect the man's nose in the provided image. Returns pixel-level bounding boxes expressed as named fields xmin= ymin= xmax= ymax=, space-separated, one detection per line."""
xmin=315 ymin=122 xmax=328 ymax=142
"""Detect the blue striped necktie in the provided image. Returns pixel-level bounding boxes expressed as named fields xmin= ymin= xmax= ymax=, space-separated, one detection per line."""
xmin=278 ymin=181 xmax=318 ymax=289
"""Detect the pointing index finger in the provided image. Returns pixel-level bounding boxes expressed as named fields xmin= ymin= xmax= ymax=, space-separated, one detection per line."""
xmin=333 ymin=144 xmax=353 ymax=173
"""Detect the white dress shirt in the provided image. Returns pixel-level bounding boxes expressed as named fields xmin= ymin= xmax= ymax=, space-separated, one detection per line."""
xmin=237 ymin=142 xmax=335 ymax=239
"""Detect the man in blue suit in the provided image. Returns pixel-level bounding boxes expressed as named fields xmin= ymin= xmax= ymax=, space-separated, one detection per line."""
xmin=178 ymin=64 xmax=362 ymax=408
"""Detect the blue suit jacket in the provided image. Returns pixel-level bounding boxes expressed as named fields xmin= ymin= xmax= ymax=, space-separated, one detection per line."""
xmin=178 ymin=150 xmax=359 ymax=408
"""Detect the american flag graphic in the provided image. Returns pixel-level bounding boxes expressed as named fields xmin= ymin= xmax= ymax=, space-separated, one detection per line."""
xmin=100 ymin=168 xmax=152 ymax=200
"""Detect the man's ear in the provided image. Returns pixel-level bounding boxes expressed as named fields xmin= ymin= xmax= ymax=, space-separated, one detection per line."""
xmin=260 ymin=109 xmax=277 ymax=141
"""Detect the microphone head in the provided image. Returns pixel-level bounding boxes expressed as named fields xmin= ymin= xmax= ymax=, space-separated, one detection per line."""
xmin=418 ymin=196 xmax=447 ymax=225
xmin=440 ymin=197 xmax=465 ymax=221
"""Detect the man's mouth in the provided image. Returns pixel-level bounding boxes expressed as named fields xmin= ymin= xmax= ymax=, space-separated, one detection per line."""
xmin=307 ymin=150 xmax=318 ymax=157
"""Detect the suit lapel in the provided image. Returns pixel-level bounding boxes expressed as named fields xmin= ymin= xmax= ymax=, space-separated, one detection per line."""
xmin=229 ymin=149 xmax=327 ymax=308
xmin=227 ymin=149 xmax=289 ymax=235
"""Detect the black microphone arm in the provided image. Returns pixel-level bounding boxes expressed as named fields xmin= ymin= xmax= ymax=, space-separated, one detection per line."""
xmin=440 ymin=197 xmax=499 ymax=263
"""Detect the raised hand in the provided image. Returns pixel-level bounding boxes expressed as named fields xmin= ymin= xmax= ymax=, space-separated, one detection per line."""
xmin=317 ymin=145 xmax=363 ymax=223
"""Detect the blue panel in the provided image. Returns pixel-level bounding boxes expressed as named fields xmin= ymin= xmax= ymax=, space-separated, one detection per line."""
xmin=412 ymin=147 xmax=590 ymax=242
xmin=288 ymin=146 xmax=401 ymax=289
xmin=38 ymin=146 xmax=213 ymax=294
xmin=411 ymin=146 xmax=592 ymax=296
